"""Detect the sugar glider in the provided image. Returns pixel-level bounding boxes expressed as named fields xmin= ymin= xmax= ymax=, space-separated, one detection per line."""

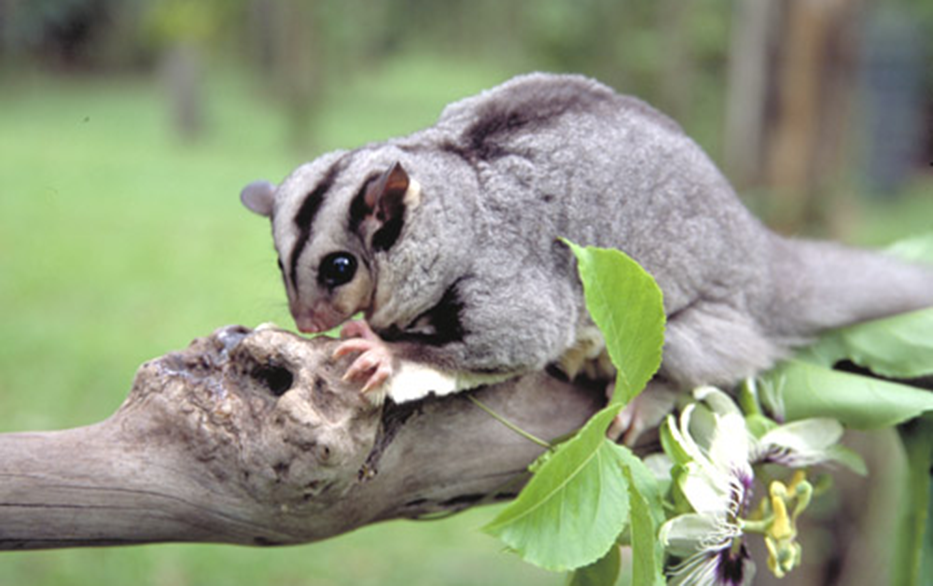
xmin=241 ymin=73 xmax=933 ymax=424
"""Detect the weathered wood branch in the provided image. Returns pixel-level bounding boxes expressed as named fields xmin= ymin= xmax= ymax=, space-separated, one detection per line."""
xmin=0 ymin=325 xmax=604 ymax=550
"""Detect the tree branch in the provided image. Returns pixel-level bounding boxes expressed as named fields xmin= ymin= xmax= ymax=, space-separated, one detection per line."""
xmin=0 ymin=325 xmax=604 ymax=550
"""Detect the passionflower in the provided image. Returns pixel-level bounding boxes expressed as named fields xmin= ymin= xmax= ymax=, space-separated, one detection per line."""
xmin=658 ymin=386 xmax=852 ymax=585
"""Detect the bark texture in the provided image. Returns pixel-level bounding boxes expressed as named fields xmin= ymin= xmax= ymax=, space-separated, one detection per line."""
xmin=0 ymin=325 xmax=604 ymax=550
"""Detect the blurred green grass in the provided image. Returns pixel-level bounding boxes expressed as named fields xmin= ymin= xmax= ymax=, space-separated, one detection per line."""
xmin=0 ymin=56 xmax=560 ymax=586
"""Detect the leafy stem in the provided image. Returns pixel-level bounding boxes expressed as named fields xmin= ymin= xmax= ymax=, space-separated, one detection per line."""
xmin=467 ymin=395 xmax=553 ymax=450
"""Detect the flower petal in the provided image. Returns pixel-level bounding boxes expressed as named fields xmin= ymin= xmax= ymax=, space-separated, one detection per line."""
xmin=709 ymin=412 xmax=752 ymax=476
xmin=687 ymin=404 xmax=718 ymax=452
xmin=665 ymin=405 xmax=708 ymax=465
xmin=757 ymin=418 xmax=844 ymax=466
xmin=679 ymin=462 xmax=732 ymax=517
xmin=659 ymin=513 xmax=726 ymax=556
xmin=663 ymin=527 xmax=755 ymax=586
xmin=643 ymin=452 xmax=674 ymax=482
xmin=694 ymin=386 xmax=743 ymax=417
xmin=668 ymin=552 xmax=722 ymax=586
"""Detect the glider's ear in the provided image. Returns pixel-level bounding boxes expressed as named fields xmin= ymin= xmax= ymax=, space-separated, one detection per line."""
xmin=240 ymin=180 xmax=276 ymax=218
xmin=361 ymin=162 xmax=421 ymax=251
xmin=366 ymin=162 xmax=412 ymax=218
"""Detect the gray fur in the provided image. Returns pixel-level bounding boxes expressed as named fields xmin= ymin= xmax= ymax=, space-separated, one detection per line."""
xmin=244 ymin=73 xmax=933 ymax=392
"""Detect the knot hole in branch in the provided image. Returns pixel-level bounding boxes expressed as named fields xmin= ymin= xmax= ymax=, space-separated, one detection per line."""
xmin=250 ymin=363 xmax=295 ymax=397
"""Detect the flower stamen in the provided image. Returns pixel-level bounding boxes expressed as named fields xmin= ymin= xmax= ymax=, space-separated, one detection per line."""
xmin=762 ymin=476 xmax=812 ymax=578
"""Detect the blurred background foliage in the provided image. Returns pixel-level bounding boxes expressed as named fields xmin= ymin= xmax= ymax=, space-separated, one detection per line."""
xmin=0 ymin=1 xmax=931 ymax=585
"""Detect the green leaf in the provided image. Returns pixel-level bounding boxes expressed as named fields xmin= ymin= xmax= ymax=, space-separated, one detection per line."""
xmin=738 ymin=378 xmax=765 ymax=417
xmin=566 ymin=545 xmax=621 ymax=586
xmin=744 ymin=414 xmax=778 ymax=439
xmin=800 ymin=308 xmax=933 ymax=379
xmin=614 ymin=446 xmax=665 ymax=526
xmin=563 ymin=240 xmax=666 ymax=405
xmin=887 ymin=232 xmax=933 ymax=263
xmin=485 ymin=243 xmax=667 ymax=573
xmin=484 ymin=407 xmax=630 ymax=572
xmin=761 ymin=359 xmax=933 ymax=429
xmin=893 ymin=417 xmax=933 ymax=586
xmin=824 ymin=444 xmax=868 ymax=476
xmin=659 ymin=415 xmax=692 ymax=468
xmin=616 ymin=447 xmax=666 ymax=586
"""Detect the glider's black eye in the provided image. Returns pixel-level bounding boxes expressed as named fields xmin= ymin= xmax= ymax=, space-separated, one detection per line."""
xmin=319 ymin=252 xmax=357 ymax=287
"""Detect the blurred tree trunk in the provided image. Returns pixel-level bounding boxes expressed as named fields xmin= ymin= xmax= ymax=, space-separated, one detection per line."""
xmin=658 ymin=0 xmax=694 ymax=124
xmin=163 ymin=41 xmax=204 ymax=140
xmin=0 ymin=0 xmax=8 ymax=57
xmin=860 ymin=8 xmax=927 ymax=195
xmin=276 ymin=0 xmax=321 ymax=152
xmin=148 ymin=0 xmax=216 ymax=142
xmin=724 ymin=0 xmax=779 ymax=190
xmin=725 ymin=0 xmax=862 ymax=234
xmin=248 ymin=0 xmax=277 ymax=73
xmin=249 ymin=0 xmax=322 ymax=152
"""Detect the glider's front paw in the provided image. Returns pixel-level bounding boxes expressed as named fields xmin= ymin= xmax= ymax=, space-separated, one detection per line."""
xmin=333 ymin=322 xmax=394 ymax=400
xmin=340 ymin=319 xmax=381 ymax=342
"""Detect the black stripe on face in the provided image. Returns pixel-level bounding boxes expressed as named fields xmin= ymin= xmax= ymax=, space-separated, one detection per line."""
xmin=348 ymin=172 xmax=381 ymax=235
xmin=372 ymin=212 xmax=404 ymax=252
xmin=288 ymin=161 xmax=343 ymax=294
